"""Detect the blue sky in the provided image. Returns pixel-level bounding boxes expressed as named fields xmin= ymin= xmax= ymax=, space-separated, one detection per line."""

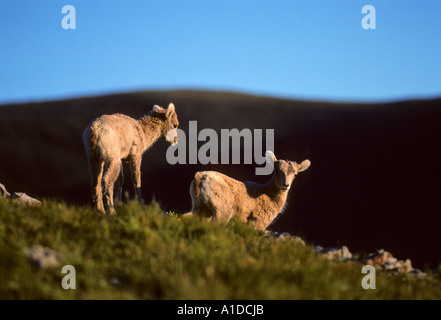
xmin=0 ymin=0 xmax=440 ymax=104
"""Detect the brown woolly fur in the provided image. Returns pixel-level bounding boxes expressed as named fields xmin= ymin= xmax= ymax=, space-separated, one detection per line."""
xmin=82 ymin=103 xmax=179 ymax=214
xmin=189 ymin=151 xmax=310 ymax=230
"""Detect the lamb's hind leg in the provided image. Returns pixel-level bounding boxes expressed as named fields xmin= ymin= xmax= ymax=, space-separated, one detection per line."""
xmin=103 ymin=159 xmax=122 ymax=215
xmin=89 ymin=158 xmax=105 ymax=214
xmin=114 ymin=163 xmax=124 ymax=203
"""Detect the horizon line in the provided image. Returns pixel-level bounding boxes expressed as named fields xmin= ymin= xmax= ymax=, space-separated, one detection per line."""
xmin=1 ymin=87 xmax=440 ymax=106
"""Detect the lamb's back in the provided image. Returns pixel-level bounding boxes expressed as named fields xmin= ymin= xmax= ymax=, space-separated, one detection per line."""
xmin=88 ymin=114 xmax=143 ymax=160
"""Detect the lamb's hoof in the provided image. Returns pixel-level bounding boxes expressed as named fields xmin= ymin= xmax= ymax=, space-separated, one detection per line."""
xmin=180 ymin=212 xmax=194 ymax=219
xmin=96 ymin=206 xmax=106 ymax=215
xmin=108 ymin=207 xmax=116 ymax=215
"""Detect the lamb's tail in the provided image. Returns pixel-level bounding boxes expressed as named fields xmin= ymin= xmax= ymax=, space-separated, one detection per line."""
xmin=82 ymin=121 xmax=99 ymax=156
xmin=88 ymin=120 xmax=101 ymax=151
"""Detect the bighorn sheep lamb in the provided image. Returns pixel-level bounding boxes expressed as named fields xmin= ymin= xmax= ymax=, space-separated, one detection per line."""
xmin=82 ymin=103 xmax=179 ymax=214
xmin=189 ymin=151 xmax=310 ymax=230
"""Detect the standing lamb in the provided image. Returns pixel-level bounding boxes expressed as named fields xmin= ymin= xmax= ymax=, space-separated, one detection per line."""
xmin=82 ymin=103 xmax=179 ymax=214
xmin=189 ymin=151 xmax=310 ymax=230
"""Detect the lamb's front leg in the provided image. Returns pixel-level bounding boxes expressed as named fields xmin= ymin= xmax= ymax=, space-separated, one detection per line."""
xmin=129 ymin=156 xmax=144 ymax=204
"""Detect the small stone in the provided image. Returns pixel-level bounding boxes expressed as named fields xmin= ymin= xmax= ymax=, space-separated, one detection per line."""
xmin=365 ymin=249 xmax=395 ymax=266
xmin=24 ymin=246 xmax=60 ymax=269
xmin=314 ymin=245 xmax=324 ymax=253
xmin=411 ymin=269 xmax=427 ymax=279
xmin=400 ymin=259 xmax=414 ymax=273
xmin=109 ymin=277 xmax=122 ymax=286
xmin=321 ymin=245 xmax=352 ymax=261
xmin=0 ymin=183 xmax=10 ymax=198
xmin=277 ymin=232 xmax=292 ymax=239
xmin=11 ymin=192 xmax=42 ymax=206
xmin=384 ymin=262 xmax=398 ymax=270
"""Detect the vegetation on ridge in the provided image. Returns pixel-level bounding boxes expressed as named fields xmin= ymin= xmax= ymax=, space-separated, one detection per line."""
xmin=0 ymin=198 xmax=440 ymax=299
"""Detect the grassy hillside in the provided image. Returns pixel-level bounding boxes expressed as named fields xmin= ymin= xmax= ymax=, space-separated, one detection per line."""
xmin=1 ymin=198 xmax=440 ymax=300
xmin=1 ymin=90 xmax=441 ymax=269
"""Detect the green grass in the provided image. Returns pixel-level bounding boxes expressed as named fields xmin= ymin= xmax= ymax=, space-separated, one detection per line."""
xmin=0 ymin=198 xmax=440 ymax=299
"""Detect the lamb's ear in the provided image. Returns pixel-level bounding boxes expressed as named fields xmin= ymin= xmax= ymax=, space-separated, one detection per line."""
xmin=265 ymin=150 xmax=277 ymax=166
xmin=166 ymin=103 xmax=175 ymax=118
xmin=297 ymin=159 xmax=311 ymax=172
xmin=152 ymin=105 xmax=164 ymax=113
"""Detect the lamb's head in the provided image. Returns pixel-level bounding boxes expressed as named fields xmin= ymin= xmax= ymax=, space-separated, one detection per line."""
xmin=265 ymin=151 xmax=311 ymax=191
xmin=152 ymin=103 xmax=179 ymax=146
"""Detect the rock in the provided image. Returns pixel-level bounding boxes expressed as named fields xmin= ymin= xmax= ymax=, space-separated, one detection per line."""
xmin=0 ymin=183 xmax=11 ymax=198
xmin=109 ymin=276 xmax=122 ymax=287
xmin=317 ymin=245 xmax=353 ymax=261
xmin=395 ymin=259 xmax=414 ymax=273
xmin=264 ymin=232 xmax=428 ymax=279
xmin=363 ymin=249 xmax=420 ymax=275
xmin=24 ymin=246 xmax=60 ymax=269
xmin=0 ymin=183 xmax=41 ymax=206
xmin=364 ymin=249 xmax=396 ymax=266
xmin=11 ymin=192 xmax=42 ymax=206
xmin=314 ymin=245 xmax=324 ymax=253
xmin=276 ymin=232 xmax=292 ymax=239
xmin=263 ymin=231 xmax=306 ymax=245
xmin=411 ymin=269 xmax=427 ymax=279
